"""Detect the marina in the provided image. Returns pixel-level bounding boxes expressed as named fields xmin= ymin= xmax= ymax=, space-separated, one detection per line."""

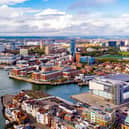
xmin=0 ymin=69 xmax=89 ymax=129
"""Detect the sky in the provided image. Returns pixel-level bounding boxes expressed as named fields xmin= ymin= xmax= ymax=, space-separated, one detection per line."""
xmin=0 ymin=0 xmax=129 ymax=36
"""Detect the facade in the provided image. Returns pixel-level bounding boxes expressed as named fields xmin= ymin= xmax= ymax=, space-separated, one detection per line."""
xmin=70 ymin=40 xmax=76 ymax=59
xmin=108 ymin=41 xmax=117 ymax=47
xmin=76 ymin=52 xmax=80 ymax=63
xmin=120 ymin=46 xmax=129 ymax=52
xmin=40 ymin=40 xmax=44 ymax=49
xmin=89 ymin=74 xmax=129 ymax=105
xmin=80 ymin=56 xmax=95 ymax=64
xmin=63 ymin=69 xmax=80 ymax=78
xmin=20 ymin=48 xmax=29 ymax=56
xmin=32 ymin=72 xmax=41 ymax=80
xmin=81 ymin=107 xmax=114 ymax=127
xmin=121 ymin=111 xmax=129 ymax=129
xmin=40 ymin=70 xmax=62 ymax=81
xmin=0 ymin=43 xmax=5 ymax=52
xmin=45 ymin=45 xmax=50 ymax=55
xmin=24 ymin=41 xmax=40 ymax=46
xmin=16 ymin=60 xmax=29 ymax=67
xmin=0 ymin=53 xmax=17 ymax=64
xmin=120 ymin=41 xmax=125 ymax=46
xmin=21 ymin=95 xmax=89 ymax=129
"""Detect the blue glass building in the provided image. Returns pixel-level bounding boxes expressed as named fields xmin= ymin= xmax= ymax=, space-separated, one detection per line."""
xmin=108 ymin=41 xmax=117 ymax=47
xmin=80 ymin=56 xmax=95 ymax=65
xmin=70 ymin=40 xmax=76 ymax=57
xmin=120 ymin=41 xmax=125 ymax=46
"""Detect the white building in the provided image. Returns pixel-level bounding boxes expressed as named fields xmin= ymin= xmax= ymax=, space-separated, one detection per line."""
xmin=0 ymin=43 xmax=5 ymax=52
xmin=25 ymin=41 xmax=40 ymax=46
xmin=89 ymin=74 xmax=129 ymax=105
xmin=120 ymin=46 xmax=129 ymax=52
xmin=0 ymin=53 xmax=18 ymax=64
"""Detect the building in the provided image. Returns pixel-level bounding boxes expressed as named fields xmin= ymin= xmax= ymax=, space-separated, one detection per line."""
xmin=45 ymin=45 xmax=50 ymax=55
xmin=16 ymin=60 xmax=29 ymax=67
xmin=63 ymin=69 xmax=80 ymax=78
xmin=70 ymin=40 xmax=76 ymax=59
xmin=21 ymin=95 xmax=89 ymax=129
xmin=89 ymin=74 xmax=129 ymax=105
xmin=108 ymin=41 xmax=117 ymax=47
xmin=24 ymin=41 xmax=40 ymax=46
xmin=0 ymin=53 xmax=18 ymax=65
xmin=20 ymin=48 xmax=29 ymax=56
xmin=0 ymin=43 xmax=5 ymax=52
xmin=120 ymin=46 xmax=129 ymax=52
xmin=40 ymin=70 xmax=62 ymax=81
xmin=32 ymin=72 xmax=41 ymax=80
xmin=40 ymin=40 xmax=44 ymax=49
xmin=80 ymin=56 xmax=95 ymax=65
xmin=120 ymin=41 xmax=125 ymax=46
xmin=76 ymin=52 xmax=80 ymax=63
xmin=121 ymin=111 xmax=129 ymax=129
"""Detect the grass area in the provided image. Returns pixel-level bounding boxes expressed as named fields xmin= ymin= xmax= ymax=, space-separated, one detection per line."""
xmin=96 ymin=54 xmax=129 ymax=62
xmin=97 ymin=54 xmax=129 ymax=60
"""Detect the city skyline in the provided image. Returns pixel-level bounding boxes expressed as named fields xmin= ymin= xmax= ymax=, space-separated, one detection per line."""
xmin=0 ymin=0 xmax=129 ymax=36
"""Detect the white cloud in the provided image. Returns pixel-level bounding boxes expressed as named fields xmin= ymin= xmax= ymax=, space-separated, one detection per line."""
xmin=0 ymin=5 xmax=129 ymax=36
xmin=0 ymin=0 xmax=28 ymax=5
xmin=36 ymin=8 xmax=66 ymax=16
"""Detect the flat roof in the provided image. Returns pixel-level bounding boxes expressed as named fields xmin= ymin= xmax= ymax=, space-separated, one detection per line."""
xmin=71 ymin=92 xmax=118 ymax=112
xmin=105 ymin=74 xmax=129 ymax=82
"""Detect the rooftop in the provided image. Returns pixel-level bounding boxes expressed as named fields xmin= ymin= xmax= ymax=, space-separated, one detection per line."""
xmin=71 ymin=92 xmax=118 ymax=114
xmin=93 ymin=73 xmax=129 ymax=86
xmin=105 ymin=73 xmax=129 ymax=82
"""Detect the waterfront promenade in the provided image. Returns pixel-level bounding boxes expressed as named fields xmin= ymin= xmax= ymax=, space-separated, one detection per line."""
xmin=9 ymin=74 xmax=77 ymax=86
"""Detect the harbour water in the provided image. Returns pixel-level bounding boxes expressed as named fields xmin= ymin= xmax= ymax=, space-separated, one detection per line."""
xmin=0 ymin=69 xmax=89 ymax=128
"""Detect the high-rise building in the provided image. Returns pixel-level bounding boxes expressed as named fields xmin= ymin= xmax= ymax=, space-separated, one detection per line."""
xmin=45 ymin=45 xmax=50 ymax=55
xmin=70 ymin=40 xmax=76 ymax=59
xmin=40 ymin=40 xmax=44 ymax=49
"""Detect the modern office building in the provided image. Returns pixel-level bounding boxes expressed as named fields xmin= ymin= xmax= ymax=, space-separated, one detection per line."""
xmin=108 ymin=41 xmax=117 ymax=47
xmin=70 ymin=40 xmax=76 ymax=58
xmin=89 ymin=74 xmax=129 ymax=105
xmin=80 ymin=56 xmax=95 ymax=65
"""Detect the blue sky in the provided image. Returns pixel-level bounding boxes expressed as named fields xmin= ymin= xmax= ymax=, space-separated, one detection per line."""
xmin=0 ymin=0 xmax=129 ymax=36
xmin=12 ymin=0 xmax=129 ymax=15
